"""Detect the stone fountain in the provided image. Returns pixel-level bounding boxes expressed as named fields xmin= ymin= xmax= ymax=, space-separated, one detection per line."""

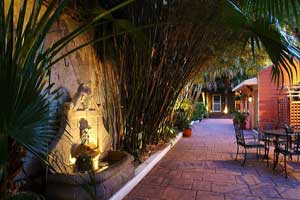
xmin=46 ymin=84 xmax=134 ymax=200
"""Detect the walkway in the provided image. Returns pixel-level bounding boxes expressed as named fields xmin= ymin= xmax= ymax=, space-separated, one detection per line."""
xmin=125 ymin=119 xmax=300 ymax=200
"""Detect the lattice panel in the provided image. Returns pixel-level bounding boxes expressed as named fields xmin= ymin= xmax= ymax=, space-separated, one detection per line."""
xmin=278 ymin=97 xmax=289 ymax=129
xmin=290 ymin=101 xmax=300 ymax=130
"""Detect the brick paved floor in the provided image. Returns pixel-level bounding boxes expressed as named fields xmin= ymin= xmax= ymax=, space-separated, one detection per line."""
xmin=125 ymin=119 xmax=300 ymax=200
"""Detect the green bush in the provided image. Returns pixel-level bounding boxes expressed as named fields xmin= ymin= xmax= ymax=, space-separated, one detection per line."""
xmin=159 ymin=126 xmax=178 ymax=142
xmin=192 ymin=102 xmax=207 ymax=120
xmin=233 ymin=110 xmax=248 ymax=125
xmin=174 ymin=100 xmax=193 ymax=119
xmin=174 ymin=109 xmax=191 ymax=130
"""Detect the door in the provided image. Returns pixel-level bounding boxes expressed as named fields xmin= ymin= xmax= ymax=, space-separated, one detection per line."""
xmin=212 ymin=95 xmax=221 ymax=112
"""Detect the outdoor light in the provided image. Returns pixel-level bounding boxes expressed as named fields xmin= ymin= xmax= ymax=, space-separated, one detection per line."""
xmin=69 ymin=156 xmax=76 ymax=165
xmin=224 ymin=106 xmax=228 ymax=114
xmin=248 ymin=96 xmax=253 ymax=102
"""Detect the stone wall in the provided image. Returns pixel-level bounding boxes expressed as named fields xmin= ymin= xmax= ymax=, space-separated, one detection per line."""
xmin=46 ymin=151 xmax=134 ymax=200
xmin=46 ymin=17 xmax=101 ymax=100
xmin=45 ymin=16 xmax=113 ymax=173
xmin=13 ymin=3 xmax=112 ymax=177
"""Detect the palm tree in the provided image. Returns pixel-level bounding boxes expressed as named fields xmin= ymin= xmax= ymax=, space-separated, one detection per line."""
xmin=226 ymin=0 xmax=300 ymax=83
xmin=0 ymin=0 xmax=135 ymax=198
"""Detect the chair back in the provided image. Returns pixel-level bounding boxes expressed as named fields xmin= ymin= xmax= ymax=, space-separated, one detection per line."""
xmin=284 ymin=124 xmax=294 ymax=150
xmin=284 ymin=124 xmax=294 ymax=133
xmin=234 ymin=124 xmax=245 ymax=146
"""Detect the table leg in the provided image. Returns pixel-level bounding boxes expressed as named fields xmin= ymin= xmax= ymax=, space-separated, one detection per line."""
xmin=273 ymin=136 xmax=279 ymax=171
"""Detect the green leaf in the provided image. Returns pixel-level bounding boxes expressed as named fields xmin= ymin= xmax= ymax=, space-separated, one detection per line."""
xmin=226 ymin=0 xmax=300 ymax=84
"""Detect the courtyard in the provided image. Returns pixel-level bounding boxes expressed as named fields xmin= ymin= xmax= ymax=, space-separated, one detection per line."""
xmin=126 ymin=119 xmax=300 ymax=200
xmin=2 ymin=1 xmax=300 ymax=199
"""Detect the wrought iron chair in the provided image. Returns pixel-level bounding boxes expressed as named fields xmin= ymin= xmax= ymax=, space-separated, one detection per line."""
xmin=274 ymin=124 xmax=293 ymax=178
xmin=275 ymin=124 xmax=300 ymax=178
xmin=234 ymin=124 xmax=265 ymax=166
xmin=256 ymin=122 xmax=275 ymax=167
xmin=293 ymin=131 xmax=300 ymax=161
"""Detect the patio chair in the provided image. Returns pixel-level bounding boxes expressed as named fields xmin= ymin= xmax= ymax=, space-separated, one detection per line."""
xmin=275 ymin=124 xmax=300 ymax=178
xmin=257 ymin=127 xmax=271 ymax=166
xmin=293 ymin=132 xmax=300 ymax=161
xmin=256 ymin=121 xmax=276 ymax=167
xmin=234 ymin=124 xmax=265 ymax=166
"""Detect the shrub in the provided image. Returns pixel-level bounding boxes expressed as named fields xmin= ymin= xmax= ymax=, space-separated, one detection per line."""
xmin=192 ymin=102 xmax=207 ymax=120
xmin=233 ymin=110 xmax=248 ymax=126
xmin=174 ymin=109 xmax=191 ymax=130
xmin=159 ymin=126 xmax=178 ymax=142
xmin=174 ymin=100 xmax=193 ymax=119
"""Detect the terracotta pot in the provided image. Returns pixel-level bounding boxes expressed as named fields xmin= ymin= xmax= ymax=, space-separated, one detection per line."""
xmin=183 ymin=128 xmax=192 ymax=137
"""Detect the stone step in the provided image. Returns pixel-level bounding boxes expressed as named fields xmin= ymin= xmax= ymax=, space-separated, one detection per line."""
xmin=209 ymin=113 xmax=233 ymax=119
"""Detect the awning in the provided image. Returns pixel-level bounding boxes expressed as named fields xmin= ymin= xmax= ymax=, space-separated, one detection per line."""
xmin=232 ymin=77 xmax=257 ymax=92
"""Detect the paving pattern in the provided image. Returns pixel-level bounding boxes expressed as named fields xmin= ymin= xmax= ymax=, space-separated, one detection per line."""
xmin=125 ymin=119 xmax=300 ymax=200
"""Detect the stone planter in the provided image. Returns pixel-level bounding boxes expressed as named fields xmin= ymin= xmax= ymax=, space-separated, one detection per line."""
xmin=46 ymin=151 xmax=134 ymax=200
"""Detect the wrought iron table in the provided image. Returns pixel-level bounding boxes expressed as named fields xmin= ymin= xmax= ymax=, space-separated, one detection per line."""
xmin=263 ymin=129 xmax=294 ymax=170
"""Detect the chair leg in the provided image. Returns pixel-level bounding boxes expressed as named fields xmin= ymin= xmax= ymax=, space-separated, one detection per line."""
xmin=264 ymin=140 xmax=269 ymax=167
xmin=256 ymin=147 xmax=259 ymax=160
xmin=263 ymin=142 xmax=268 ymax=165
xmin=243 ymin=148 xmax=247 ymax=167
xmin=235 ymin=145 xmax=239 ymax=160
xmin=284 ymin=154 xmax=287 ymax=178
xmin=273 ymin=150 xmax=278 ymax=171
xmin=266 ymin=147 xmax=269 ymax=167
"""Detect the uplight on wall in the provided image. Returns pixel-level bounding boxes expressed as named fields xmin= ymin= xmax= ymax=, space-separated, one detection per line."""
xmin=69 ymin=155 xmax=76 ymax=165
xmin=248 ymin=96 xmax=253 ymax=102
xmin=223 ymin=106 xmax=228 ymax=114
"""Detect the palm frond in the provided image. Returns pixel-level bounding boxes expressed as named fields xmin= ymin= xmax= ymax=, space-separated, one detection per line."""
xmin=225 ymin=0 xmax=300 ymax=84
xmin=0 ymin=0 xmax=135 ymax=195
xmin=240 ymin=0 xmax=300 ymax=27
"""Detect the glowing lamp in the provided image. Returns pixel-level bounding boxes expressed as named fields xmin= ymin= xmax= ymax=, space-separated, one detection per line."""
xmin=224 ymin=106 xmax=228 ymax=114
xmin=248 ymin=96 xmax=253 ymax=102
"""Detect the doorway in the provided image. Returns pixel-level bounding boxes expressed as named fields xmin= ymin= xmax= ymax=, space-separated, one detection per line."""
xmin=212 ymin=95 xmax=221 ymax=112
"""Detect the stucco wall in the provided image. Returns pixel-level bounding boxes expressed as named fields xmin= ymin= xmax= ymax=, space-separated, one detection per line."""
xmin=258 ymin=66 xmax=279 ymax=128
xmin=258 ymin=65 xmax=288 ymax=129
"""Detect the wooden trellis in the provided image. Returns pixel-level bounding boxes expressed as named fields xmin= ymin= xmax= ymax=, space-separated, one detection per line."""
xmin=286 ymin=85 xmax=300 ymax=130
xmin=290 ymin=102 xmax=300 ymax=130
xmin=278 ymin=97 xmax=289 ymax=129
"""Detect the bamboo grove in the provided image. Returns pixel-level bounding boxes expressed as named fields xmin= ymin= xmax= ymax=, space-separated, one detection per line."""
xmin=93 ymin=0 xmax=300 ymax=157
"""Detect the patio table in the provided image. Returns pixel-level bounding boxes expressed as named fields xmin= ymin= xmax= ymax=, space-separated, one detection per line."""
xmin=263 ymin=129 xmax=294 ymax=170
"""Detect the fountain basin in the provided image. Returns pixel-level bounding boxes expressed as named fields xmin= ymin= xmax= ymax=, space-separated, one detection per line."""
xmin=46 ymin=151 xmax=134 ymax=200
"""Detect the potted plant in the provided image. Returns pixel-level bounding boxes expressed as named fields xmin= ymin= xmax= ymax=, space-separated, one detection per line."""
xmin=175 ymin=108 xmax=192 ymax=137
xmin=233 ymin=111 xmax=248 ymax=129
xmin=183 ymin=123 xmax=192 ymax=137
xmin=192 ymin=102 xmax=207 ymax=122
